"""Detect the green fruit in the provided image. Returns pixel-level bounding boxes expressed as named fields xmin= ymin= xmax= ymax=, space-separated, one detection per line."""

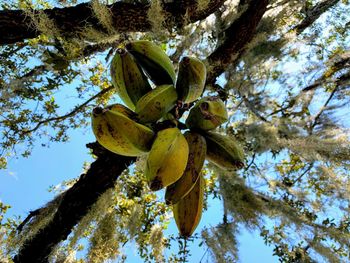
xmin=165 ymin=131 xmax=206 ymax=205
xmin=176 ymin=56 xmax=206 ymax=103
xmin=186 ymin=96 xmax=228 ymax=130
xmin=135 ymin=84 xmax=178 ymax=123
xmin=145 ymin=128 xmax=189 ymax=191
xmin=126 ymin=40 xmax=176 ymax=85
xmin=91 ymin=106 xmax=155 ymax=156
xmin=110 ymin=48 xmax=152 ymax=110
xmin=205 ymin=131 xmax=244 ymax=170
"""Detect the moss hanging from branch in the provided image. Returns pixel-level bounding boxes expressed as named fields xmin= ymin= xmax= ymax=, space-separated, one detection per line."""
xmin=91 ymin=0 xmax=115 ymax=34
xmin=147 ymin=0 xmax=168 ymax=38
xmin=22 ymin=7 xmax=60 ymax=40
xmin=7 ymin=193 xmax=64 ymax=255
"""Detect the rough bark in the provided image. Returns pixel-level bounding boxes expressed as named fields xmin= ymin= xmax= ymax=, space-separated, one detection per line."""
xmin=13 ymin=143 xmax=135 ymax=263
xmin=206 ymin=0 xmax=269 ymax=85
xmin=0 ymin=0 xmax=225 ymax=45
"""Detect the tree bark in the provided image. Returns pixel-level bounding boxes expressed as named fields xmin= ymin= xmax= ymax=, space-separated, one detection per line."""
xmin=13 ymin=143 xmax=135 ymax=263
xmin=0 ymin=0 xmax=225 ymax=45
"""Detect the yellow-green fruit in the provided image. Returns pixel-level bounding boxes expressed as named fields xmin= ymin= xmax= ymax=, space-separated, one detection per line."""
xmin=165 ymin=132 xmax=206 ymax=205
xmin=135 ymin=84 xmax=178 ymax=123
xmin=173 ymin=174 xmax=204 ymax=238
xmin=110 ymin=48 xmax=152 ymax=110
xmin=205 ymin=131 xmax=244 ymax=170
xmin=91 ymin=107 xmax=155 ymax=156
xmin=186 ymin=96 xmax=228 ymax=131
xmin=106 ymin=103 xmax=138 ymax=119
xmin=126 ymin=40 xmax=176 ymax=85
xmin=145 ymin=128 xmax=189 ymax=191
xmin=176 ymin=56 xmax=206 ymax=103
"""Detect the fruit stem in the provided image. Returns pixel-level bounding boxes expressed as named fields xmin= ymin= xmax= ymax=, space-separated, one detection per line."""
xmin=182 ymin=237 xmax=187 ymax=263
xmin=116 ymin=48 xmax=127 ymax=56
xmin=92 ymin=107 xmax=103 ymax=116
xmin=182 ymin=56 xmax=190 ymax=65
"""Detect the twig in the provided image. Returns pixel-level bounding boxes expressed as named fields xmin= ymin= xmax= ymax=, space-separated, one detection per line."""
xmin=290 ymin=163 xmax=314 ymax=186
xmin=0 ymin=42 xmax=27 ymax=59
xmin=183 ymin=238 xmax=187 ymax=263
xmin=21 ymin=85 xmax=113 ymax=135
xmin=20 ymin=65 xmax=47 ymax=79
xmin=309 ymin=86 xmax=338 ymax=133
xmin=244 ymin=153 xmax=256 ymax=174
xmin=241 ymin=94 xmax=269 ymax=122
xmin=199 ymin=248 xmax=209 ymax=263
xmin=294 ymin=0 xmax=340 ymax=35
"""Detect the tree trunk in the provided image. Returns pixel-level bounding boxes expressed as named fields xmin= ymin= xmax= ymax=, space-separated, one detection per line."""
xmin=13 ymin=143 xmax=135 ymax=263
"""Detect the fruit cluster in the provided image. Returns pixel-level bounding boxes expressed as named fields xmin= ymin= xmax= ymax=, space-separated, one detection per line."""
xmin=91 ymin=40 xmax=244 ymax=237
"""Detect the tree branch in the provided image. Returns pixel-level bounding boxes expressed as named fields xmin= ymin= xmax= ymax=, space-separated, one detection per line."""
xmin=0 ymin=1 xmax=225 ymax=45
xmin=309 ymin=86 xmax=338 ymax=132
xmin=13 ymin=142 xmax=135 ymax=263
xmin=294 ymin=0 xmax=340 ymax=35
xmin=290 ymin=163 xmax=314 ymax=186
xmin=206 ymin=0 xmax=269 ymax=85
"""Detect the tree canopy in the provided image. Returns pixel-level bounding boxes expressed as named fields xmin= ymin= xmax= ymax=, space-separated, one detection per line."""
xmin=0 ymin=0 xmax=350 ymax=262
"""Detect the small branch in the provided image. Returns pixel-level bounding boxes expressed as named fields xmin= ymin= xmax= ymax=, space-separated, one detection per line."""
xmin=290 ymin=163 xmax=314 ymax=186
xmin=241 ymin=94 xmax=269 ymax=122
xmin=309 ymin=86 xmax=338 ymax=132
xmin=303 ymin=71 xmax=350 ymax=92
xmin=269 ymin=69 xmax=349 ymax=118
xmin=81 ymin=40 xmax=121 ymax=60
xmin=206 ymin=0 xmax=269 ymax=85
xmin=302 ymin=55 xmax=350 ymax=92
xmin=20 ymin=65 xmax=47 ymax=79
xmin=182 ymin=237 xmax=188 ymax=263
xmin=0 ymin=42 xmax=27 ymax=58
xmin=244 ymin=153 xmax=256 ymax=174
xmin=22 ymin=85 xmax=113 ymax=135
xmin=199 ymin=248 xmax=209 ymax=263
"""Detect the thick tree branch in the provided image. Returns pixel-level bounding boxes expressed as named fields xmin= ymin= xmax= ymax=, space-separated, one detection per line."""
xmin=206 ymin=0 xmax=269 ymax=85
xmin=294 ymin=0 xmax=340 ymax=34
xmin=308 ymin=54 xmax=349 ymax=93
xmin=0 ymin=1 xmax=225 ymax=45
xmin=302 ymin=71 xmax=350 ymax=93
xmin=13 ymin=142 xmax=135 ymax=263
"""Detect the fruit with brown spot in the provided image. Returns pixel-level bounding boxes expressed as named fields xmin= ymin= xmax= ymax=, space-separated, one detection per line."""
xmin=145 ymin=127 xmax=189 ymax=191
xmin=91 ymin=105 xmax=155 ymax=156
xmin=165 ymin=132 xmax=206 ymax=205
